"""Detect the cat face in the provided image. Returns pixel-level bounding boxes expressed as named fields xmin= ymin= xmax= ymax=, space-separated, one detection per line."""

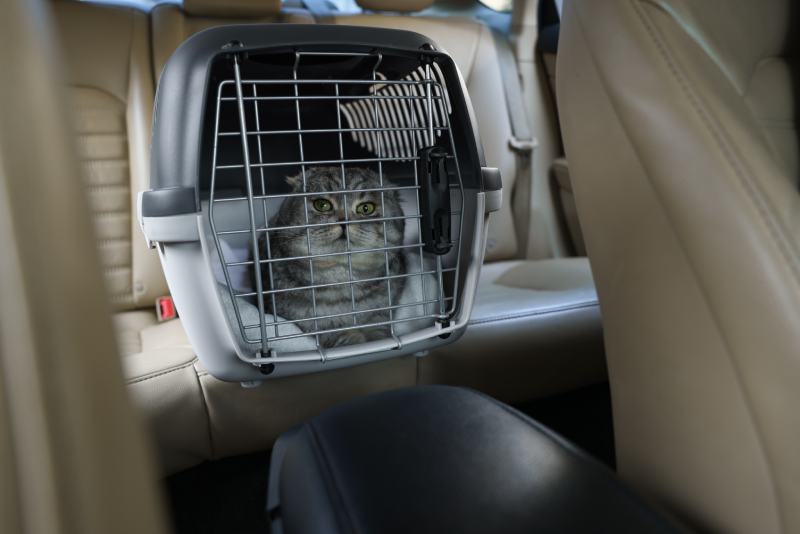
xmin=270 ymin=167 xmax=405 ymax=276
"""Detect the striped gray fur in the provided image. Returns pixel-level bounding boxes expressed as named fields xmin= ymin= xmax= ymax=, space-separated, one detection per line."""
xmin=259 ymin=166 xmax=406 ymax=348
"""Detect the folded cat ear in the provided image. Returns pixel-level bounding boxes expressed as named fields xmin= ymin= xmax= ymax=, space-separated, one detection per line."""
xmin=285 ymin=174 xmax=302 ymax=191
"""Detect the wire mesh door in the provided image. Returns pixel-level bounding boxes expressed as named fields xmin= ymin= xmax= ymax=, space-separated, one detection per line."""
xmin=208 ymin=49 xmax=464 ymax=362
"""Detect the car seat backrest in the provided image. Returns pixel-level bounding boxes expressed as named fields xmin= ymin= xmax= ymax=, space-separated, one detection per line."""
xmin=53 ymin=0 xmax=167 ymax=311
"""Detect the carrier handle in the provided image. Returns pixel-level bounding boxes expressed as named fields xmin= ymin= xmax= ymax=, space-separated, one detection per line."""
xmin=418 ymin=146 xmax=453 ymax=255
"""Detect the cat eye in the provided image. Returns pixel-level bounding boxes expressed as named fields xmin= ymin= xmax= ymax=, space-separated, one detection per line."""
xmin=355 ymin=201 xmax=377 ymax=216
xmin=312 ymin=198 xmax=333 ymax=213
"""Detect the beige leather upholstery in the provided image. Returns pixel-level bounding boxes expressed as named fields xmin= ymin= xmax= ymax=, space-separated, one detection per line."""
xmin=49 ymin=0 xmax=205 ymax=474
xmin=113 ymin=309 xmax=191 ymax=356
xmin=52 ymin=0 xmax=192 ymax=383
xmin=151 ymin=1 xmax=313 ymax=80
xmin=419 ymin=258 xmax=606 ymax=402
xmin=0 ymin=0 xmax=168 ymax=531
xmin=558 ymin=1 xmax=800 ymax=533
xmin=53 ymin=0 xmax=167 ymax=311
xmin=123 ymin=351 xmax=416 ymax=474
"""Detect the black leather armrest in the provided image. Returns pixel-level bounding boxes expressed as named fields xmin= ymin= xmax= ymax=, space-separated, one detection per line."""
xmin=267 ymin=385 xmax=683 ymax=534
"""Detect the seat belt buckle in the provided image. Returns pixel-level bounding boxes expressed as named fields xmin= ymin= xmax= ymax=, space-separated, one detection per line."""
xmin=508 ymin=136 xmax=537 ymax=154
xmin=156 ymin=296 xmax=178 ymax=322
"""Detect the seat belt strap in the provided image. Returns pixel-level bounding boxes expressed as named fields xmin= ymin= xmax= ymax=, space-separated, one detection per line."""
xmin=492 ymin=29 xmax=536 ymax=154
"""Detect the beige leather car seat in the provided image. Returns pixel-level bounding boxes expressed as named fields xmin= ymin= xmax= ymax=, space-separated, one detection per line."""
xmin=52 ymin=0 xmax=183 ymax=357
xmin=328 ymin=0 xmax=607 ymax=401
xmin=151 ymin=0 xmax=313 ymax=79
xmin=51 ymin=0 xmax=208 ymax=474
xmin=558 ymin=1 xmax=800 ymax=532
xmin=1 ymin=0 xmax=168 ymax=531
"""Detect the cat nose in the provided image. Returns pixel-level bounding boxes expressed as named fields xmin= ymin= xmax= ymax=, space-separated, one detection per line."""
xmin=328 ymin=224 xmax=344 ymax=239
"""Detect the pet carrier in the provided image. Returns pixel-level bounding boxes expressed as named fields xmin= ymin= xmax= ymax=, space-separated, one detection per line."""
xmin=139 ymin=25 xmax=501 ymax=382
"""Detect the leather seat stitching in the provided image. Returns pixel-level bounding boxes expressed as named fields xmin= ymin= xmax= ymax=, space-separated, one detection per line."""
xmin=69 ymin=84 xmax=127 ymax=105
xmin=581 ymin=2 xmax=786 ymax=528
xmin=630 ymin=6 xmax=787 ymax=528
xmin=639 ymin=0 xmax=800 ymax=287
xmin=125 ymin=358 xmax=197 ymax=384
xmin=469 ymin=300 xmax=598 ymax=325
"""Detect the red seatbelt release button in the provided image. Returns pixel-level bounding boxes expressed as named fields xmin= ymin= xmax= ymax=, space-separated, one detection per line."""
xmin=156 ymin=296 xmax=177 ymax=322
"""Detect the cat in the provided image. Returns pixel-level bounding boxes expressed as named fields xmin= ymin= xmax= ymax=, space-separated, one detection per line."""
xmin=258 ymin=166 xmax=406 ymax=348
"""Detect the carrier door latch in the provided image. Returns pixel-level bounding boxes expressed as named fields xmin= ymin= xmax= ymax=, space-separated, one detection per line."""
xmin=418 ymin=146 xmax=453 ymax=255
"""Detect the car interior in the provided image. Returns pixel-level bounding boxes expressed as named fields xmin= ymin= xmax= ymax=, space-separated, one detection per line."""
xmin=1 ymin=0 xmax=797 ymax=533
